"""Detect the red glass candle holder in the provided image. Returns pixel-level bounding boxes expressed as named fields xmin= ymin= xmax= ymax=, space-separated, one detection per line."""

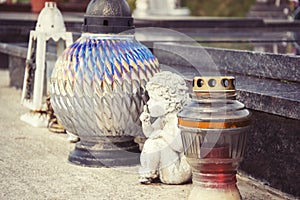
xmin=178 ymin=76 xmax=251 ymax=200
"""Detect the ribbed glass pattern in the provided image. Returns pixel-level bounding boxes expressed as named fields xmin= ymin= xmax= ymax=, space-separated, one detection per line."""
xmin=180 ymin=128 xmax=248 ymax=160
xmin=50 ymin=34 xmax=159 ymax=137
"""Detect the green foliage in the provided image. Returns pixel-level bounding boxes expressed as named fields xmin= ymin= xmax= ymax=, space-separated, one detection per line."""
xmin=16 ymin=0 xmax=256 ymax=17
xmin=127 ymin=0 xmax=136 ymax=13
xmin=187 ymin=0 xmax=256 ymax=17
xmin=126 ymin=0 xmax=256 ymax=17
xmin=17 ymin=0 xmax=29 ymax=3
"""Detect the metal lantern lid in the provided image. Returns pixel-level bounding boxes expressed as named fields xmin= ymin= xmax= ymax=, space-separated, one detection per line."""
xmin=82 ymin=0 xmax=135 ymax=34
xmin=35 ymin=2 xmax=66 ymax=33
xmin=178 ymin=76 xmax=251 ymax=129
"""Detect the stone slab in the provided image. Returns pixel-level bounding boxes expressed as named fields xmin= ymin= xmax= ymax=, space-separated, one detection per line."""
xmin=0 ymin=43 xmax=27 ymax=58
xmin=0 ymin=12 xmax=83 ymax=43
xmin=155 ymin=43 xmax=300 ymax=119
xmin=236 ymin=75 xmax=300 ymax=120
xmin=134 ymin=17 xmax=265 ymax=28
xmin=1 ymin=11 xmax=300 ymax=59
xmin=160 ymin=63 xmax=300 ymax=121
xmin=154 ymin=43 xmax=300 ymax=83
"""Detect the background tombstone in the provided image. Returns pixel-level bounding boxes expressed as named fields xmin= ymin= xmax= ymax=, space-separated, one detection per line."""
xmin=134 ymin=0 xmax=190 ymax=17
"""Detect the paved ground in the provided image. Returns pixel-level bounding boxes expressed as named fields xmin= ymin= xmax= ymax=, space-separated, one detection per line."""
xmin=0 ymin=69 xmax=296 ymax=200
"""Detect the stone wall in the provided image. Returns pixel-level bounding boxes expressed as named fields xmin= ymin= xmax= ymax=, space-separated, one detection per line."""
xmin=241 ymin=110 xmax=300 ymax=196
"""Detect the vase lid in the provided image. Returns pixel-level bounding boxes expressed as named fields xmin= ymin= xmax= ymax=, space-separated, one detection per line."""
xmin=82 ymin=0 xmax=134 ymax=34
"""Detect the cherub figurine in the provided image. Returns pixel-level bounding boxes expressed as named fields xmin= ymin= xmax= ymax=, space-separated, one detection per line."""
xmin=139 ymin=71 xmax=192 ymax=184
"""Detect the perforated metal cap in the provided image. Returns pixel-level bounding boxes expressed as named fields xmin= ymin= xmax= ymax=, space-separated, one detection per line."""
xmin=82 ymin=0 xmax=135 ymax=34
xmin=193 ymin=76 xmax=236 ymax=92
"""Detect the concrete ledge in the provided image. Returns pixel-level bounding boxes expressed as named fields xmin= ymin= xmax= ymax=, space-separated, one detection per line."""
xmin=0 ymin=43 xmax=27 ymax=58
xmin=237 ymin=173 xmax=297 ymax=200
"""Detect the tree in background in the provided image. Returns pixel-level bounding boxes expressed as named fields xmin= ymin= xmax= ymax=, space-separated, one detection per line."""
xmin=187 ymin=0 xmax=256 ymax=17
xmin=127 ymin=0 xmax=256 ymax=17
xmin=127 ymin=0 xmax=136 ymax=11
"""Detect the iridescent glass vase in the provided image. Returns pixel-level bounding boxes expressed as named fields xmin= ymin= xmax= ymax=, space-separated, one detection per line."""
xmin=50 ymin=0 xmax=160 ymax=167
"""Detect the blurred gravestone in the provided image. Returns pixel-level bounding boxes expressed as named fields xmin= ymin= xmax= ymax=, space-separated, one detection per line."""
xmin=247 ymin=0 xmax=290 ymax=19
xmin=134 ymin=0 xmax=190 ymax=17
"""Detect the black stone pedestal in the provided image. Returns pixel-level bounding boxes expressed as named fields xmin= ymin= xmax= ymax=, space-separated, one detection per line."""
xmin=68 ymin=136 xmax=141 ymax=167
